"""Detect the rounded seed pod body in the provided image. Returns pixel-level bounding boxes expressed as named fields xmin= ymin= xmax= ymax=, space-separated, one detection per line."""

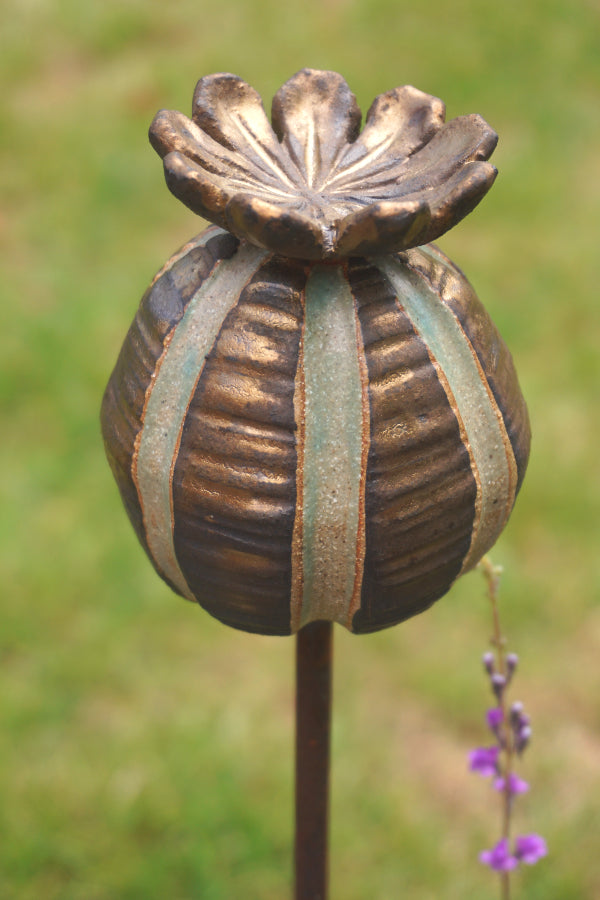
xmin=101 ymin=225 xmax=530 ymax=635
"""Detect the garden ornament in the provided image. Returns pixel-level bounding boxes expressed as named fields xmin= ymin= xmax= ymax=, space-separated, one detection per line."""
xmin=101 ymin=69 xmax=530 ymax=899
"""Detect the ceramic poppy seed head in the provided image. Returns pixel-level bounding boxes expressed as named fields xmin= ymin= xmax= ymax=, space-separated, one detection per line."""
xmin=101 ymin=71 xmax=529 ymax=636
xmin=149 ymin=68 xmax=498 ymax=260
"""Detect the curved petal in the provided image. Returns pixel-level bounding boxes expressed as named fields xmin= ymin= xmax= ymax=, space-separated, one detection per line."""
xmin=150 ymin=109 xmax=294 ymax=199
xmin=330 ymin=113 xmax=497 ymax=199
xmin=150 ymin=109 xmax=215 ymax=164
xmin=397 ymin=113 xmax=498 ymax=183
xmin=418 ymin=160 xmax=498 ymax=244
xmin=162 ymin=151 xmax=232 ymax=227
xmin=271 ymin=68 xmax=362 ymax=190
xmin=192 ymin=74 xmax=300 ymax=190
xmin=335 ymin=199 xmax=431 ymax=257
xmin=326 ymin=86 xmax=445 ymax=191
xmin=225 ymin=194 xmax=326 ymax=259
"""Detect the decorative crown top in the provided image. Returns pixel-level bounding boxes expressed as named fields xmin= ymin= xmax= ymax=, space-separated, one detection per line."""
xmin=150 ymin=68 xmax=498 ymax=260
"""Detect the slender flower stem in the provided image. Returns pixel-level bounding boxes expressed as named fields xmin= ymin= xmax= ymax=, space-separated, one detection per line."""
xmin=501 ymin=868 xmax=510 ymax=900
xmin=480 ymin=557 xmax=512 ymax=900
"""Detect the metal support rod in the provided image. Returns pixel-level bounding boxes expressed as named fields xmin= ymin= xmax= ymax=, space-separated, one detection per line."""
xmin=294 ymin=620 xmax=333 ymax=900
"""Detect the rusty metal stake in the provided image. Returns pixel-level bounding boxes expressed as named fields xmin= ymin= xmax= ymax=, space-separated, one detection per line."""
xmin=295 ymin=620 xmax=333 ymax=900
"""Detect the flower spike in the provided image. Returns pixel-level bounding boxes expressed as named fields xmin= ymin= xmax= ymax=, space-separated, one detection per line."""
xmin=471 ymin=558 xmax=547 ymax=893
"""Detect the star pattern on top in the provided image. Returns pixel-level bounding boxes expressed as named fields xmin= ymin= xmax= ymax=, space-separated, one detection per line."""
xmin=150 ymin=68 xmax=498 ymax=260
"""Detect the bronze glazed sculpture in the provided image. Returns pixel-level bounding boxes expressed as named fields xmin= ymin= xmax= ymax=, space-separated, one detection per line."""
xmin=101 ymin=69 xmax=530 ymax=898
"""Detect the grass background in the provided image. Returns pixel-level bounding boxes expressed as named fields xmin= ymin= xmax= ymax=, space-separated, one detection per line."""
xmin=1 ymin=0 xmax=599 ymax=897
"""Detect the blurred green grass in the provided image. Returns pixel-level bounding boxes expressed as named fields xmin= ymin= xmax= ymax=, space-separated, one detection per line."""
xmin=1 ymin=0 xmax=599 ymax=897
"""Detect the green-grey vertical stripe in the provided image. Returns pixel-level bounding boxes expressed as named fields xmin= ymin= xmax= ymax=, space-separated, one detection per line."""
xmin=134 ymin=240 xmax=269 ymax=600
xmin=376 ymin=255 xmax=515 ymax=571
xmin=300 ymin=265 xmax=365 ymax=627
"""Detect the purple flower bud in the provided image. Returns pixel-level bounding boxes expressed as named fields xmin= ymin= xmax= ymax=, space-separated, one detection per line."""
xmin=510 ymin=701 xmax=524 ymax=722
xmin=480 ymin=838 xmax=519 ymax=871
xmin=491 ymin=672 xmax=507 ymax=700
xmin=469 ymin=746 xmax=500 ymax=777
xmin=482 ymin=651 xmax=495 ymax=675
xmin=515 ymin=724 xmax=532 ymax=755
xmin=486 ymin=707 xmax=503 ymax=729
xmin=486 ymin=707 xmax=504 ymax=744
xmin=506 ymin=652 xmax=519 ymax=681
xmin=515 ymin=833 xmax=547 ymax=865
xmin=493 ymin=773 xmax=530 ymax=794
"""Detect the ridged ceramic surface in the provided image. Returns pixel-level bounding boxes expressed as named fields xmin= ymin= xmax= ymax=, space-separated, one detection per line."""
xmin=101 ymin=226 xmax=530 ymax=635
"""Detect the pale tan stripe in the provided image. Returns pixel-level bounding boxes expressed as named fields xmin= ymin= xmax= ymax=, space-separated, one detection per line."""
xmin=377 ymin=256 xmax=517 ymax=574
xmin=133 ymin=242 xmax=269 ymax=599
xmin=132 ymin=226 xmax=224 ymax=551
xmin=426 ymin=355 xmax=483 ymax=559
xmin=149 ymin=225 xmax=224 ymax=288
xmin=456 ymin=341 xmax=518 ymax=572
xmin=404 ymin=242 xmax=518 ymax=569
xmin=346 ymin=288 xmax=370 ymax=629
xmin=289 ymin=330 xmax=306 ymax=635
xmin=296 ymin=265 xmax=367 ymax=629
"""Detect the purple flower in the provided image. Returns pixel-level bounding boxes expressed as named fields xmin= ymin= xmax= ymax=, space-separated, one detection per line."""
xmin=515 ymin=833 xmax=548 ymax=865
xmin=493 ymin=773 xmax=530 ymax=794
xmin=469 ymin=745 xmax=500 ymax=777
xmin=480 ymin=838 xmax=519 ymax=871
